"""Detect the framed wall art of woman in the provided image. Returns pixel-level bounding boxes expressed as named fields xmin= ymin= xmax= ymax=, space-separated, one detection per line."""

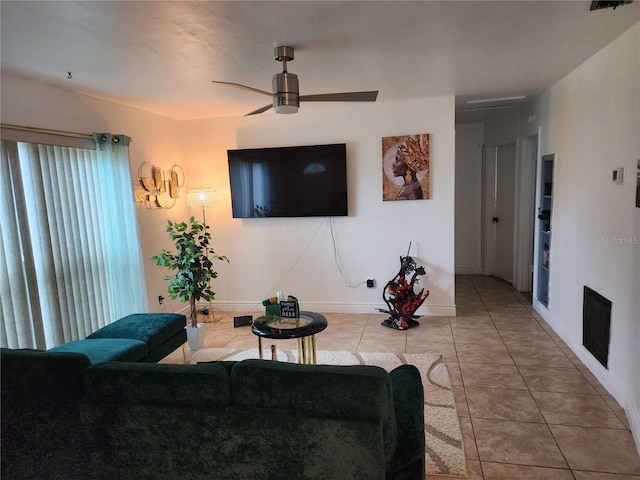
xmin=382 ymin=133 xmax=430 ymax=201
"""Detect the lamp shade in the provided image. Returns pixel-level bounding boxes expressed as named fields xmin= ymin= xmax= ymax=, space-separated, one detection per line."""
xmin=186 ymin=188 xmax=217 ymax=209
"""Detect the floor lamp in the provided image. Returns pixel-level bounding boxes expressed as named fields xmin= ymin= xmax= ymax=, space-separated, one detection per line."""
xmin=186 ymin=187 xmax=217 ymax=227
xmin=186 ymin=187 xmax=218 ymax=321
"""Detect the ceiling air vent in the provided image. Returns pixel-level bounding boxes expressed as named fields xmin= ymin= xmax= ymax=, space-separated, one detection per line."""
xmin=463 ymin=96 xmax=525 ymax=113
xmin=590 ymin=1 xmax=633 ymax=10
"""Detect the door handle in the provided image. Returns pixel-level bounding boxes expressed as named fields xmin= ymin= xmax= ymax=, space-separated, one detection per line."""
xmin=492 ymin=217 xmax=499 ymax=223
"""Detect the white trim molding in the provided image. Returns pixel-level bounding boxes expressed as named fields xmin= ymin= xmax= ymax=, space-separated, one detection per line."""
xmin=206 ymin=301 xmax=456 ymax=317
xmin=534 ymin=301 xmax=640 ymax=456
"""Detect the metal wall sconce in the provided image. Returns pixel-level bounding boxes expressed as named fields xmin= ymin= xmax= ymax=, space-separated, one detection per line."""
xmin=134 ymin=162 xmax=184 ymax=209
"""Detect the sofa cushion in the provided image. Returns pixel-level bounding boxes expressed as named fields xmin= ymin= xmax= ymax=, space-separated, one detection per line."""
xmin=389 ymin=364 xmax=426 ymax=477
xmin=80 ymin=359 xmax=389 ymax=480
xmin=230 ymin=359 xmax=398 ymax=463
xmin=141 ymin=330 xmax=187 ymax=363
xmin=83 ymin=361 xmax=232 ymax=407
xmin=49 ymin=338 xmax=148 ymax=364
xmin=1 ymin=348 xmax=90 ymax=478
xmin=80 ymin=400 xmax=388 ymax=479
xmin=86 ymin=313 xmax=186 ymax=352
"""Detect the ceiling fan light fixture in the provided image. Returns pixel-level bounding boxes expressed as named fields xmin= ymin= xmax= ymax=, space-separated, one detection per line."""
xmin=274 ymin=105 xmax=299 ymax=114
xmin=273 ymin=72 xmax=299 ymax=113
xmin=274 ymin=104 xmax=299 ymax=114
xmin=274 ymin=96 xmax=299 ymax=114
xmin=213 ymin=46 xmax=378 ymax=115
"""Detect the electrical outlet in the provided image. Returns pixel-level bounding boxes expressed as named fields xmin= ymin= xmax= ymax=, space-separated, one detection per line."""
xmin=612 ymin=167 xmax=624 ymax=184
xmin=366 ymin=279 xmax=375 ymax=288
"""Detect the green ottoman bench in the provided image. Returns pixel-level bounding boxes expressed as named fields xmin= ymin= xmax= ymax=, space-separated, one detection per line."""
xmin=86 ymin=313 xmax=186 ymax=362
xmin=49 ymin=338 xmax=148 ymax=364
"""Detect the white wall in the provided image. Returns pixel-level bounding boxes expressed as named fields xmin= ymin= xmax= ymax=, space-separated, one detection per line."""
xmin=452 ymin=23 xmax=639 ymax=450
xmin=178 ymin=98 xmax=456 ymax=315
xmin=0 ymin=73 xmax=457 ymax=316
xmin=532 ymin=23 xmax=640 ymax=451
xmin=484 ymin=110 xmax=521 ymax=147
xmin=455 ymin=123 xmax=484 ymax=274
xmin=0 ymin=73 xmax=189 ymax=311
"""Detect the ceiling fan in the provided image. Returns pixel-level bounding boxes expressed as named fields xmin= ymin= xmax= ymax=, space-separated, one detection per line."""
xmin=212 ymin=46 xmax=378 ymax=116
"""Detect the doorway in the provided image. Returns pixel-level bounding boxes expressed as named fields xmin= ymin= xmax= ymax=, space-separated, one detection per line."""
xmin=517 ymin=130 xmax=539 ymax=295
xmin=483 ymin=143 xmax=516 ymax=283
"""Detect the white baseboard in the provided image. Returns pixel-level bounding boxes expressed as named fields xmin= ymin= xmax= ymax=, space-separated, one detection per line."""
xmin=627 ymin=394 xmax=640 ymax=456
xmin=176 ymin=305 xmax=190 ymax=315
xmin=415 ymin=304 xmax=457 ymax=316
xmin=208 ymin=301 xmax=456 ymax=317
xmin=533 ymin=300 xmax=640 ymax=456
xmin=534 ymin=301 xmax=626 ymax=401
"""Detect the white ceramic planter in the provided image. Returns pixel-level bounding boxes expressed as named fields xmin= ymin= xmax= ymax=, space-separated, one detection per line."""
xmin=185 ymin=323 xmax=206 ymax=351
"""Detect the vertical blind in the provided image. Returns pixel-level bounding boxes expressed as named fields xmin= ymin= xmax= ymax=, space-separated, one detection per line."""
xmin=0 ymin=134 xmax=148 ymax=349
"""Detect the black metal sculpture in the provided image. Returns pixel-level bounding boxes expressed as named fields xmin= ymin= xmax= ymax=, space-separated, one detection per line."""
xmin=379 ymin=244 xmax=429 ymax=330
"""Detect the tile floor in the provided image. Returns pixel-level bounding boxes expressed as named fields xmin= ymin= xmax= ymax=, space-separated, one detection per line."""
xmin=162 ymin=275 xmax=640 ymax=480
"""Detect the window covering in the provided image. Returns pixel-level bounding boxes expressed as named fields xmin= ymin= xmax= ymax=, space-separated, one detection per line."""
xmin=0 ymin=134 xmax=148 ymax=349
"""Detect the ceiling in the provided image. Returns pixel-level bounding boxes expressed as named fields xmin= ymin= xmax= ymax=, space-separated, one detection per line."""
xmin=1 ymin=1 xmax=638 ymax=123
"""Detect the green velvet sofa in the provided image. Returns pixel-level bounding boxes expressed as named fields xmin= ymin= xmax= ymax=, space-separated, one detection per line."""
xmin=1 ymin=348 xmax=425 ymax=480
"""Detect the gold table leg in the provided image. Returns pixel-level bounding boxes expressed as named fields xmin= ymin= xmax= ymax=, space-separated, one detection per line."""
xmin=257 ymin=333 xmax=320 ymax=364
xmin=302 ymin=337 xmax=308 ymax=363
xmin=295 ymin=336 xmax=317 ymax=364
xmin=310 ymin=335 xmax=317 ymax=364
xmin=298 ymin=337 xmax=307 ymax=364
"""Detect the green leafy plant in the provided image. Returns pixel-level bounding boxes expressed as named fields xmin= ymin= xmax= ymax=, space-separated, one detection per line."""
xmin=152 ymin=217 xmax=228 ymax=328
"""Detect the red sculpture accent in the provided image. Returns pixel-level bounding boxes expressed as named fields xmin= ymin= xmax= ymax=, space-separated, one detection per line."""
xmin=380 ymin=253 xmax=429 ymax=330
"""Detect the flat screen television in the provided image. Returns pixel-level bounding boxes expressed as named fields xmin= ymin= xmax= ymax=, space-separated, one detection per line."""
xmin=227 ymin=143 xmax=348 ymax=218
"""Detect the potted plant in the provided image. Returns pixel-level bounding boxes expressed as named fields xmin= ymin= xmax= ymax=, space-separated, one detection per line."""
xmin=152 ymin=217 xmax=228 ymax=350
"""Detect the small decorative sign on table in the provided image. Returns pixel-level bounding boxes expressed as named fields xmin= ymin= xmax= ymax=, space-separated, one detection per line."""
xmin=279 ymin=301 xmax=300 ymax=318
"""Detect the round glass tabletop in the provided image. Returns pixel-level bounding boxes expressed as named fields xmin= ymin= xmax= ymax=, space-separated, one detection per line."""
xmin=251 ymin=311 xmax=327 ymax=339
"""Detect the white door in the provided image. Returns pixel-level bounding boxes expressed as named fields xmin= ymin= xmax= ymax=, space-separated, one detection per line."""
xmin=493 ymin=144 xmax=516 ymax=282
xmin=485 ymin=144 xmax=516 ymax=282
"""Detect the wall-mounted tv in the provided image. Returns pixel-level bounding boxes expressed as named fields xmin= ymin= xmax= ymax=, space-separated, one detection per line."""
xmin=228 ymin=143 xmax=348 ymax=218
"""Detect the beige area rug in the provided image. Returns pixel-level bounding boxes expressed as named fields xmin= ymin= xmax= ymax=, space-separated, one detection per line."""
xmin=190 ymin=348 xmax=467 ymax=478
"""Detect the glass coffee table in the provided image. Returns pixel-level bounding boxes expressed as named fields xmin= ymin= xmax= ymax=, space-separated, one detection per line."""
xmin=251 ymin=311 xmax=327 ymax=364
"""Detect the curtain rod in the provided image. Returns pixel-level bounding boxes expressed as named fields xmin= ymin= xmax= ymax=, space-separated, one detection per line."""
xmin=1 ymin=123 xmax=94 ymax=140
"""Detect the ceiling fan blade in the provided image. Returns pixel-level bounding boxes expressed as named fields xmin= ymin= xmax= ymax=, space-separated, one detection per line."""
xmin=299 ymin=91 xmax=379 ymax=102
xmin=212 ymin=81 xmax=272 ymax=97
xmin=245 ymin=104 xmax=274 ymax=116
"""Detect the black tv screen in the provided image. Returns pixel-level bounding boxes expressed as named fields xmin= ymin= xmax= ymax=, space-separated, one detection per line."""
xmin=228 ymin=143 xmax=348 ymax=218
